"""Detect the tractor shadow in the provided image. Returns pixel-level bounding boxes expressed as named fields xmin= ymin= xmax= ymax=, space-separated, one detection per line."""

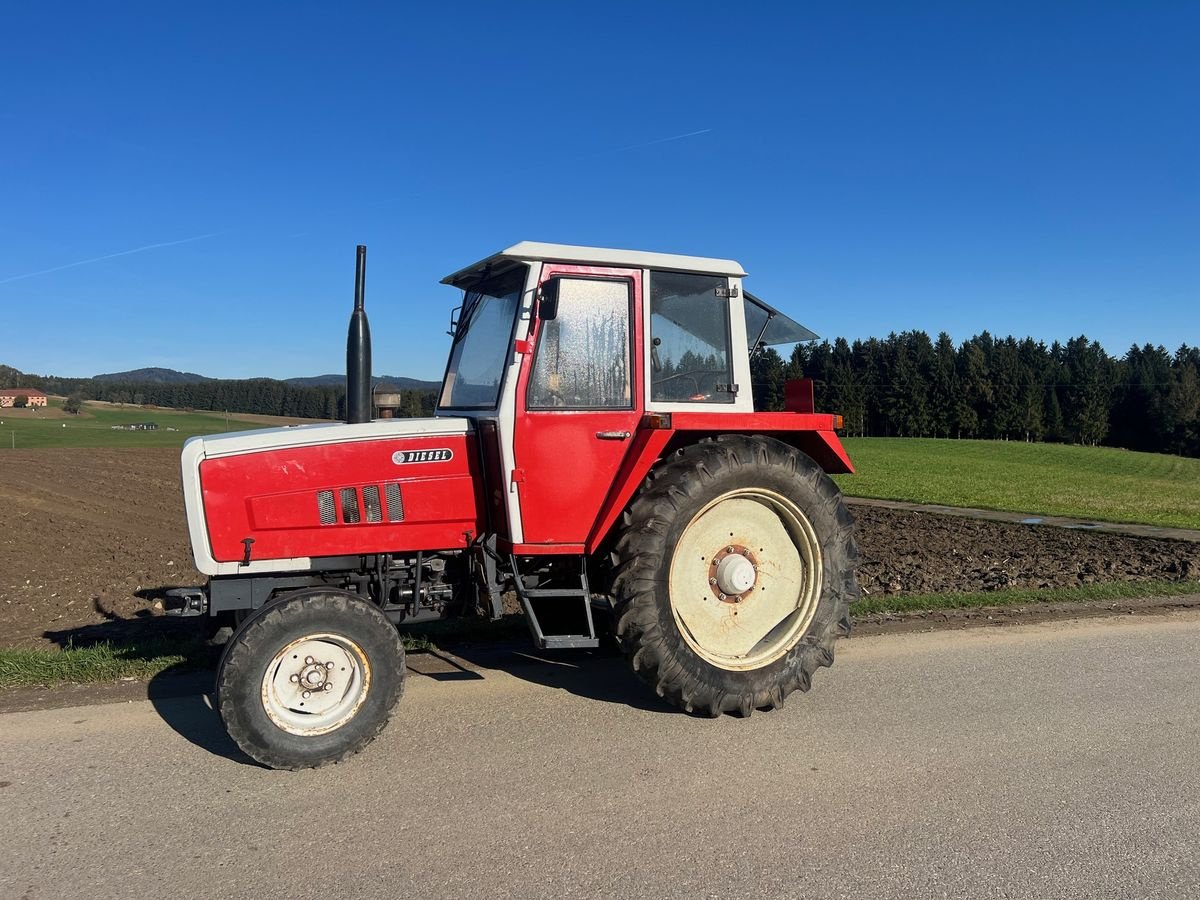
xmin=428 ymin=640 xmax=683 ymax=715
xmin=44 ymin=607 xmax=259 ymax=768
xmin=145 ymin=672 xmax=259 ymax=767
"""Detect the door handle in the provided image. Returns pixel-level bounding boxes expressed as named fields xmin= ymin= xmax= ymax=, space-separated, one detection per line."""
xmin=595 ymin=431 xmax=632 ymax=441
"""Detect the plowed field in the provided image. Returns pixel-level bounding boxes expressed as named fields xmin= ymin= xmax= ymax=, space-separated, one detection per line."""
xmin=1 ymin=449 xmax=1198 ymax=649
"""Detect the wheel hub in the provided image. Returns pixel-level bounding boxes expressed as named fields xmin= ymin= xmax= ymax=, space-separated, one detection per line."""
xmin=289 ymin=655 xmax=337 ymax=697
xmin=261 ymin=635 xmax=370 ymax=736
xmin=709 ymin=544 xmax=758 ymax=602
xmin=668 ymin=490 xmax=823 ymax=671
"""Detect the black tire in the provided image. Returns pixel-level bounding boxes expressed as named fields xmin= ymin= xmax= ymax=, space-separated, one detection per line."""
xmin=611 ymin=435 xmax=859 ymax=716
xmin=216 ymin=590 xmax=405 ymax=769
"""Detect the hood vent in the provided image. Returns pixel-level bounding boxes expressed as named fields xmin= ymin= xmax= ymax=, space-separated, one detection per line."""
xmin=317 ymin=484 xmax=403 ymax=525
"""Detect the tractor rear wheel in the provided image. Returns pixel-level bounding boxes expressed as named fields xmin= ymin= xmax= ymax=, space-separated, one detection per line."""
xmin=216 ymin=590 xmax=405 ymax=769
xmin=611 ymin=435 xmax=858 ymax=716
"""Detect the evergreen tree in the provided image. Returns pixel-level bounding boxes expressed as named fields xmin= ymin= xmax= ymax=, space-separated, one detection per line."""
xmin=929 ymin=332 xmax=958 ymax=438
xmin=1063 ymin=336 xmax=1112 ymax=445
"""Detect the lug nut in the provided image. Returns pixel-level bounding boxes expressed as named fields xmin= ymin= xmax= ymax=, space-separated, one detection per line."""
xmin=304 ymin=656 xmax=314 ymax=665
xmin=323 ymin=683 xmax=333 ymax=692
xmin=718 ymin=592 xmax=727 ymax=601
xmin=290 ymin=674 xmax=299 ymax=683
xmin=325 ymin=661 xmax=335 ymax=670
xmin=709 ymin=577 xmax=717 ymax=585
xmin=302 ymin=690 xmax=311 ymax=699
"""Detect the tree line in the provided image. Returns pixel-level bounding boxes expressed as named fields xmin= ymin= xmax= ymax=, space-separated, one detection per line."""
xmin=0 ymin=366 xmax=436 ymax=421
xmin=751 ymin=332 xmax=1200 ymax=457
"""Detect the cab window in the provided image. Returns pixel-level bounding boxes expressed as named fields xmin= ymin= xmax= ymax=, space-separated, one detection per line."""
xmin=649 ymin=271 xmax=734 ymax=403
xmin=528 ymin=278 xmax=633 ymax=409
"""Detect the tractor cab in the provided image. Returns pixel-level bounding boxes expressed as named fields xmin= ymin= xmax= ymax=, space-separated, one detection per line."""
xmin=439 ymin=241 xmax=818 ymax=414
xmin=436 ymin=242 xmax=828 ymax=547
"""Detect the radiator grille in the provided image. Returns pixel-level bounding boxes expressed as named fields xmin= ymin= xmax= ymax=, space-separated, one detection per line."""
xmin=384 ymin=482 xmax=404 ymax=522
xmin=362 ymin=484 xmax=383 ymax=523
xmin=317 ymin=490 xmax=336 ymax=525
xmin=340 ymin=487 xmax=361 ymax=524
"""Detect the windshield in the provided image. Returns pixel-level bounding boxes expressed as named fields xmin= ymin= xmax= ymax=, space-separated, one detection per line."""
xmin=439 ymin=266 xmax=527 ymax=409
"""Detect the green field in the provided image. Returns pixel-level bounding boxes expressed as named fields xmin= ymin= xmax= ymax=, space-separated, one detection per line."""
xmin=0 ymin=399 xmax=304 ymax=449
xmin=834 ymin=437 xmax=1200 ymax=530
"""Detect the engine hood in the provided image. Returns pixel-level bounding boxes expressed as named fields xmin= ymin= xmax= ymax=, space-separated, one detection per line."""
xmin=180 ymin=417 xmax=479 ymax=576
xmin=187 ymin=417 xmax=472 ymax=461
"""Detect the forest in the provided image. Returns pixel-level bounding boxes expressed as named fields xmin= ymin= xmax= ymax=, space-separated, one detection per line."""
xmin=751 ymin=332 xmax=1200 ymax=457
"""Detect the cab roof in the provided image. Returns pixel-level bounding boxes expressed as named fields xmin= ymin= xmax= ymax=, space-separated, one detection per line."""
xmin=441 ymin=241 xmax=747 ymax=288
xmin=441 ymin=241 xmax=819 ymax=345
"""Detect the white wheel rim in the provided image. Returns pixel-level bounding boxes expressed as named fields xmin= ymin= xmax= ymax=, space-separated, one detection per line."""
xmin=260 ymin=633 xmax=372 ymax=736
xmin=668 ymin=488 xmax=823 ymax=671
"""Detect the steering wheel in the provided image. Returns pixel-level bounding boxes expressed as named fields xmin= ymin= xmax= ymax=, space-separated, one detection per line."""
xmin=652 ymin=369 xmax=728 ymax=401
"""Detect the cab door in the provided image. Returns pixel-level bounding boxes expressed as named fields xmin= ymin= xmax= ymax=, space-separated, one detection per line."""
xmin=512 ymin=265 xmax=643 ymax=547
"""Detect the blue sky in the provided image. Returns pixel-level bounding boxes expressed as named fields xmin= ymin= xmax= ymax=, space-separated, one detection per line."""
xmin=1 ymin=1 xmax=1195 ymax=381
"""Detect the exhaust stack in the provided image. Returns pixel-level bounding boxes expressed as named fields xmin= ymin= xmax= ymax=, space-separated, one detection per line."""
xmin=345 ymin=244 xmax=372 ymax=425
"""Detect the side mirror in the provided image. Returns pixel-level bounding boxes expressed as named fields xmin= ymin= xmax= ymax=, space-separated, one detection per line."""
xmin=538 ymin=277 xmax=561 ymax=320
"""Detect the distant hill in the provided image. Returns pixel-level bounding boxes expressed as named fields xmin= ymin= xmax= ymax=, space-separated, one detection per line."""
xmin=286 ymin=374 xmax=441 ymax=392
xmin=1 ymin=363 xmax=439 ymax=391
xmin=0 ymin=363 xmax=32 ymax=388
xmin=94 ymin=367 xmax=213 ymax=384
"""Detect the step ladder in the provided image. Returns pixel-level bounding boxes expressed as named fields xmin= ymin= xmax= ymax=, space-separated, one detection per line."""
xmin=510 ymin=555 xmax=599 ymax=650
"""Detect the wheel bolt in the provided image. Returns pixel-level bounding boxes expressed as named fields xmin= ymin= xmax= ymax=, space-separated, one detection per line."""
xmin=304 ymin=656 xmax=314 ymax=665
xmin=325 ymin=661 xmax=335 ymax=670
xmin=302 ymin=690 xmax=311 ymax=699
xmin=709 ymin=577 xmax=717 ymax=585
xmin=727 ymin=546 xmax=734 ymax=553
xmin=718 ymin=592 xmax=727 ymax=601
xmin=323 ymin=683 xmax=333 ymax=691
xmin=290 ymin=674 xmax=299 ymax=683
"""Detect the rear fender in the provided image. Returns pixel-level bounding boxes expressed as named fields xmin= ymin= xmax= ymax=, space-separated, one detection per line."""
xmin=585 ymin=425 xmax=853 ymax=554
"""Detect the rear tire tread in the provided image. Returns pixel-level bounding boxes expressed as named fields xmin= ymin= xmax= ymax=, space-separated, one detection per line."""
xmin=612 ymin=435 xmax=859 ymax=717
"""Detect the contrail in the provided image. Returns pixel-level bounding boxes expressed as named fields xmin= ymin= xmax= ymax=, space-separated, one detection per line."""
xmin=0 ymin=231 xmax=222 ymax=285
xmin=587 ymin=128 xmax=713 ymax=158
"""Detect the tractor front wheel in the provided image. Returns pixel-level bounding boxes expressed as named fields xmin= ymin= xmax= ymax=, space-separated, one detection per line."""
xmin=611 ymin=435 xmax=859 ymax=716
xmin=216 ymin=590 xmax=405 ymax=769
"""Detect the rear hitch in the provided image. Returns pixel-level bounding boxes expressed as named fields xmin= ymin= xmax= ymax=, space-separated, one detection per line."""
xmin=163 ymin=587 xmax=208 ymax=617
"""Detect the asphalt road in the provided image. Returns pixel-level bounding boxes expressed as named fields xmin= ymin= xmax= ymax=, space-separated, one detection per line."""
xmin=3 ymin=614 xmax=1200 ymax=900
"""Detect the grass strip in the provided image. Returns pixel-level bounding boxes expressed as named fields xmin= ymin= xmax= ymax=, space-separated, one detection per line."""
xmin=852 ymin=578 xmax=1200 ymax=616
xmin=0 ymin=636 xmax=217 ymax=690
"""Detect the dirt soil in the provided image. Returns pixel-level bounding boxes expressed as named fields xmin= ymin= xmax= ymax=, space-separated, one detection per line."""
xmin=1 ymin=449 xmax=1199 ymax=650
xmin=850 ymin=504 xmax=1199 ymax=596
xmin=0 ymin=450 xmax=200 ymax=648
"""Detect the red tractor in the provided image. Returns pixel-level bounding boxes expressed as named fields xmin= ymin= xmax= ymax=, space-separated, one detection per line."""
xmin=175 ymin=242 xmax=859 ymax=769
